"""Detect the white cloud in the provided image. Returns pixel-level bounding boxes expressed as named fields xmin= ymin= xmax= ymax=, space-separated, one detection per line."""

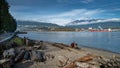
xmin=81 ymin=0 xmax=94 ymax=3
xmin=13 ymin=9 xmax=104 ymax=26
xmin=70 ymin=18 xmax=120 ymax=25
xmin=95 ymin=18 xmax=120 ymax=23
xmin=38 ymin=9 xmax=104 ymax=25
xmin=57 ymin=0 xmax=94 ymax=4
xmin=114 ymin=8 xmax=120 ymax=11
xmin=41 ymin=9 xmax=86 ymax=18
xmin=47 ymin=18 xmax=73 ymax=25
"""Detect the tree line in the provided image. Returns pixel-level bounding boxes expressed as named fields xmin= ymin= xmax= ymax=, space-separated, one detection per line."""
xmin=0 ymin=0 xmax=17 ymax=33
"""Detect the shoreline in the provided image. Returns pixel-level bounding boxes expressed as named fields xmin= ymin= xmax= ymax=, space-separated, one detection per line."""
xmin=21 ymin=36 xmax=120 ymax=58
xmin=45 ymin=41 xmax=120 ymax=58
xmin=19 ymin=34 xmax=120 ymax=55
xmin=25 ymin=37 xmax=120 ymax=58
xmin=80 ymin=45 xmax=120 ymax=54
xmin=0 ymin=36 xmax=120 ymax=68
xmin=79 ymin=45 xmax=120 ymax=58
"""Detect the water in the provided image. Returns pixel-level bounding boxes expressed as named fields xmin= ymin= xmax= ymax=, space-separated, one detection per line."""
xmin=18 ymin=31 xmax=120 ymax=53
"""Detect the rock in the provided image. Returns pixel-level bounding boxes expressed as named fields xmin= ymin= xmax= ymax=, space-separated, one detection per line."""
xmin=3 ymin=48 xmax=15 ymax=58
xmin=31 ymin=50 xmax=45 ymax=62
xmin=75 ymin=62 xmax=100 ymax=68
xmin=75 ymin=62 xmax=90 ymax=68
xmin=94 ymin=56 xmax=120 ymax=68
xmin=23 ymin=50 xmax=31 ymax=60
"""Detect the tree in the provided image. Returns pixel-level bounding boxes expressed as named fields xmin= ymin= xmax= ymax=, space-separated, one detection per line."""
xmin=0 ymin=0 xmax=17 ymax=33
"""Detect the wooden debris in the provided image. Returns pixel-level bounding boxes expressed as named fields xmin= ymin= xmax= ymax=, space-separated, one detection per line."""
xmin=0 ymin=59 xmax=10 ymax=64
xmin=63 ymin=63 xmax=76 ymax=68
xmin=58 ymin=56 xmax=69 ymax=67
xmin=0 ymin=59 xmax=11 ymax=68
xmin=73 ymin=54 xmax=96 ymax=62
xmin=15 ymin=49 xmax=25 ymax=62
xmin=63 ymin=54 xmax=99 ymax=68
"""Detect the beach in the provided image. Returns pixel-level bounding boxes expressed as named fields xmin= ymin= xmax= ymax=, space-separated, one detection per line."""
xmin=13 ymin=37 xmax=120 ymax=68
xmin=0 ymin=36 xmax=120 ymax=68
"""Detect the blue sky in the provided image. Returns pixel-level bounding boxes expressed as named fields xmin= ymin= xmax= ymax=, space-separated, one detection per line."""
xmin=7 ymin=0 xmax=120 ymax=25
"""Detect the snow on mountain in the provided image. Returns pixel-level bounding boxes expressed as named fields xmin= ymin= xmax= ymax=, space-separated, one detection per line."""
xmin=66 ymin=18 xmax=120 ymax=26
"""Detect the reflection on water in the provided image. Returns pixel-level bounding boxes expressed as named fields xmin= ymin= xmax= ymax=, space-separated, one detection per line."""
xmin=18 ymin=31 xmax=120 ymax=53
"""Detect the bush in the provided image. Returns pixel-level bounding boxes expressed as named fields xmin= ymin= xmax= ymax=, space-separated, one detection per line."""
xmin=11 ymin=37 xmax=24 ymax=46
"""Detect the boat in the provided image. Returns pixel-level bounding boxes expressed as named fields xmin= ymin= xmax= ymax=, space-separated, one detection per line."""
xmin=88 ymin=26 xmax=112 ymax=32
xmin=89 ymin=29 xmax=112 ymax=32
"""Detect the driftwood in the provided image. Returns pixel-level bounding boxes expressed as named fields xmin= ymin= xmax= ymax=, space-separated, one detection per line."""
xmin=0 ymin=59 xmax=11 ymax=68
xmin=45 ymin=54 xmax=54 ymax=60
xmin=15 ymin=49 xmax=25 ymax=62
xmin=73 ymin=54 xmax=96 ymax=62
xmin=52 ymin=43 xmax=72 ymax=51
xmin=58 ymin=56 xmax=70 ymax=67
xmin=63 ymin=54 xmax=97 ymax=68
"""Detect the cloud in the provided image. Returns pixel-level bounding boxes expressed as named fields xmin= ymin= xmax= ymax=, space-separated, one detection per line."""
xmin=39 ymin=9 xmax=104 ymax=25
xmin=81 ymin=0 xmax=94 ymax=3
xmin=95 ymin=18 xmax=120 ymax=23
xmin=113 ymin=8 xmax=120 ymax=11
xmin=68 ymin=18 xmax=120 ymax=26
xmin=10 ymin=5 xmax=31 ymax=12
xmin=57 ymin=0 xmax=81 ymax=4
xmin=42 ymin=9 xmax=86 ymax=18
xmin=46 ymin=18 xmax=73 ymax=25
xmin=57 ymin=0 xmax=94 ymax=4
xmin=13 ymin=8 xmax=120 ymax=26
xmin=12 ymin=9 xmax=104 ymax=26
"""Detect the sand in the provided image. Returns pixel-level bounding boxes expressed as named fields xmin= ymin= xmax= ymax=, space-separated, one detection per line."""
xmin=13 ymin=41 xmax=120 ymax=68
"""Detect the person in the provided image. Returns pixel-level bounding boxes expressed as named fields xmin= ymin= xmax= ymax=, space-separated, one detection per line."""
xmin=70 ymin=42 xmax=74 ymax=48
xmin=23 ymin=37 xmax=26 ymax=45
xmin=24 ymin=37 xmax=29 ymax=46
xmin=70 ymin=41 xmax=78 ymax=48
xmin=74 ymin=43 xmax=78 ymax=49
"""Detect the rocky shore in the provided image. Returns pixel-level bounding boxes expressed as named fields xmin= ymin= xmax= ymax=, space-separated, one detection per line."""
xmin=0 ymin=36 xmax=120 ymax=68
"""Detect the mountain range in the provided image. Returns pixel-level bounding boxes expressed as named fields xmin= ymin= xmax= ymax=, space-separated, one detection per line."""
xmin=66 ymin=19 xmax=120 ymax=29
xmin=17 ymin=20 xmax=59 ymax=27
xmin=17 ymin=18 xmax=120 ymax=29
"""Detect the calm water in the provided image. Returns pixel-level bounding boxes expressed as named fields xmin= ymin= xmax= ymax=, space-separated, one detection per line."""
xmin=18 ymin=31 xmax=120 ymax=53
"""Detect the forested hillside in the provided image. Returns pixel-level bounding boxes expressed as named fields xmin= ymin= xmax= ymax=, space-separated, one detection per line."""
xmin=0 ymin=0 xmax=16 ymax=33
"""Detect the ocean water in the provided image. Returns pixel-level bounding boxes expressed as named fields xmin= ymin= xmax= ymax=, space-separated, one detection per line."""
xmin=18 ymin=31 xmax=120 ymax=53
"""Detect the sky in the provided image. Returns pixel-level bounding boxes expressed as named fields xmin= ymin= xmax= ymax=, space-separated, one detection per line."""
xmin=7 ymin=0 xmax=120 ymax=25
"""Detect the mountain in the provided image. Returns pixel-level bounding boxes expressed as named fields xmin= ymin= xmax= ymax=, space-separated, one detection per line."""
xmin=66 ymin=19 xmax=120 ymax=29
xmin=71 ymin=19 xmax=102 ymax=24
xmin=17 ymin=20 xmax=60 ymax=27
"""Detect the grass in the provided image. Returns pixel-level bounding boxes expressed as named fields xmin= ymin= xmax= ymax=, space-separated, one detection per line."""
xmin=11 ymin=36 xmax=24 ymax=46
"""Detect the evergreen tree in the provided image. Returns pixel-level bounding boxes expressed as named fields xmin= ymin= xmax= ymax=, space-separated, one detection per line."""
xmin=0 ymin=0 xmax=17 ymax=33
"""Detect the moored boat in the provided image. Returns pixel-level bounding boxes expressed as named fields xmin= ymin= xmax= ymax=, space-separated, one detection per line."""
xmin=89 ymin=29 xmax=112 ymax=32
xmin=88 ymin=26 xmax=112 ymax=32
